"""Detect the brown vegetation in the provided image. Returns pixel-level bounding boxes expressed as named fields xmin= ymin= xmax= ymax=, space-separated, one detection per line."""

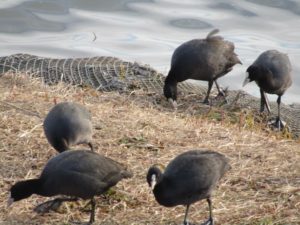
xmin=0 ymin=73 xmax=299 ymax=225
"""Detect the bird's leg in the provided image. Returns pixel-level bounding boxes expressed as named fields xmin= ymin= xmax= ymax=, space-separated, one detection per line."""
xmin=183 ymin=204 xmax=190 ymax=225
xmin=265 ymin=95 xmax=286 ymax=130
xmin=214 ymin=80 xmax=225 ymax=97
xmin=276 ymin=96 xmax=282 ymax=129
xmin=260 ymin=89 xmax=270 ymax=114
xmin=67 ymin=198 xmax=96 ymax=225
xmin=207 ymin=198 xmax=214 ymax=225
xmin=260 ymin=89 xmax=265 ymax=113
xmin=200 ymin=198 xmax=214 ymax=225
xmin=88 ymin=197 xmax=96 ymax=224
xmin=264 ymin=92 xmax=271 ymax=114
xmin=88 ymin=142 xmax=94 ymax=152
xmin=203 ymin=81 xmax=213 ymax=104
xmin=214 ymin=80 xmax=228 ymax=103
xmin=34 ymin=197 xmax=78 ymax=213
xmin=273 ymin=95 xmax=285 ymax=130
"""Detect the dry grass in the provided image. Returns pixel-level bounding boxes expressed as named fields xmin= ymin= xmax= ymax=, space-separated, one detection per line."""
xmin=0 ymin=73 xmax=299 ymax=225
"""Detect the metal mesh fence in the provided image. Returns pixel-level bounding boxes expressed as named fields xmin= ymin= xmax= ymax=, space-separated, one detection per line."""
xmin=1 ymin=54 xmax=299 ymax=138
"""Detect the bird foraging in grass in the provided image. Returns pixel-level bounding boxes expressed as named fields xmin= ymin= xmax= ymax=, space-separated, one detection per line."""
xmin=43 ymin=101 xmax=94 ymax=152
xmin=8 ymin=150 xmax=133 ymax=224
xmin=164 ymin=29 xmax=241 ymax=108
xmin=147 ymin=149 xmax=231 ymax=225
xmin=243 ymin=50 xmax=292 ymax=130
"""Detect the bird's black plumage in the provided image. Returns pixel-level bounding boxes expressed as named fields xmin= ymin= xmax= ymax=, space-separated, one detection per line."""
xmin=164 ymin=29 xmax=241 ymax=107
xmin=147 ymin=150 xmax=231 ymax=225
xmin=43 ymin=102 xmax=94 ymax=152
xmin=243 ymin=50 xmax=292 ymax=129
xmin=9 ymin=150 xmax=132 ymax=224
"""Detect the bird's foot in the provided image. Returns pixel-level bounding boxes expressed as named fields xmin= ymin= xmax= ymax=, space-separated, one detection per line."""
xmin=268 ymin=117 xmax=286 ymax=131
xmin=34 ymin=199 xmax=63 ymax=214
xmin=217 ymin=90 xmax=226 ymax=98
xmin=202 ymin=98 xmax=210 ymax=105
xmin=215 ymin=90 xmax=228 ymax=104
xmin=199 ymin=217 xmax=214 ymax=225
xmin=34 ymin=197 xmax=78 ymax=214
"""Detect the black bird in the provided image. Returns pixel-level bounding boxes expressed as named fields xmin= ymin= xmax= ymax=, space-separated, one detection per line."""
xmin=43 ymin=102 xmax=94 ymax=152
xmin=8 ymin=150 xmax=133 ymax=224
xmin=164 ymin=29 xmax=241 ymax=107
xmin=147 ymin=150 xmax=231 ymax=225
xmin=243 ymin=50 xmax=292 ymax=129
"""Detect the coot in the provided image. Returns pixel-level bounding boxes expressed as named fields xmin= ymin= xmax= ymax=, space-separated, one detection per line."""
xmin=43 ymin=102 xmax=94 ymax=152
xmin=147 ymin=149 xmax=230 ymax=225
xmin=164 ymin=29 xmax=241 ymax=107
xmin=243 ymin=50 xmax=292 ymax=129
xmin=8 ymin=150 xmax=133 ymax=224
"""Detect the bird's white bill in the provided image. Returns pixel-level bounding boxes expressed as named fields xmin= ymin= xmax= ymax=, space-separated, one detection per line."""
xmin=151 ymin=174 xmax=157 ymax=190
xmin=7 ymin=193 xmax=14 ymax=207
xmin=168 ymin=98 xmax=177 ymax=109
xmin=242 ymin=73 xmax=251 ymax=87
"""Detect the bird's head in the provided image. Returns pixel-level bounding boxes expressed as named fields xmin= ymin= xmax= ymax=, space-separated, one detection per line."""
xmin=243 ymin=65 xmax=258 ymax=86
xmin=164 ymin=77 xmax=178 ymax=109
xmin=8 ymin=179 xmax=41 ymax=207
xmin=243 ymin=65 xmax=270 ymax=87
xmin=146 ymin=165 xmax=164 ymax=190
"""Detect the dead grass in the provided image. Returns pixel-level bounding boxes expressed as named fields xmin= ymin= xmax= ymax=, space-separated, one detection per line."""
xmin=0 ymin=73 xmax=299 ymax=225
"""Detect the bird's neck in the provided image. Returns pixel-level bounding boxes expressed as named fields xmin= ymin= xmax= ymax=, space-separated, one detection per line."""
xmin=13 ymin=179 xmax=44 ymax=201
xmin=165 ymin=70 xmax=178 ymax=85
xmin=25 ymin=179 xmax=44 ymax=195
xmin=153 ymin=177 xmax=175 ymax=207
xmin=164 ymin=73 xmax=178 ymax=100
xmin=55 ymin=139 xmax=69 ymax=152
xmin=255 ymin=69 xmax=275 ymax=89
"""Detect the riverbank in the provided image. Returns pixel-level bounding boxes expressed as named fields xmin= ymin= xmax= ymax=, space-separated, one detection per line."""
xmin=0 ymin=73 xmax=299 ymax=225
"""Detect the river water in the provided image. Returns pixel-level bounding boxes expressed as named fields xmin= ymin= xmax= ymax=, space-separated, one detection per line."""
xmin=0 ymin=0 xmax=299 ymax=103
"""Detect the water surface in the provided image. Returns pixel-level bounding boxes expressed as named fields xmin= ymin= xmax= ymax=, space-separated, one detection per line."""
xmin=0 ymin=0 xmax=299 ymax=103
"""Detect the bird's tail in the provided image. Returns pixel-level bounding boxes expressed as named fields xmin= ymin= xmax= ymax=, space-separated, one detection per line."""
xmin=206 ymin=29 xmax=220 ymax=39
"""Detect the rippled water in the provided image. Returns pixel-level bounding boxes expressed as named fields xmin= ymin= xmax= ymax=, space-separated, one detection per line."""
xmin=0 ymin=0 xmax=299 ymax=103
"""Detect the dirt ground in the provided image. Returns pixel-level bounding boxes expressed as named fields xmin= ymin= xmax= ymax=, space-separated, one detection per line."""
xmin=0 ymin=73 xmax=299 ymax=225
